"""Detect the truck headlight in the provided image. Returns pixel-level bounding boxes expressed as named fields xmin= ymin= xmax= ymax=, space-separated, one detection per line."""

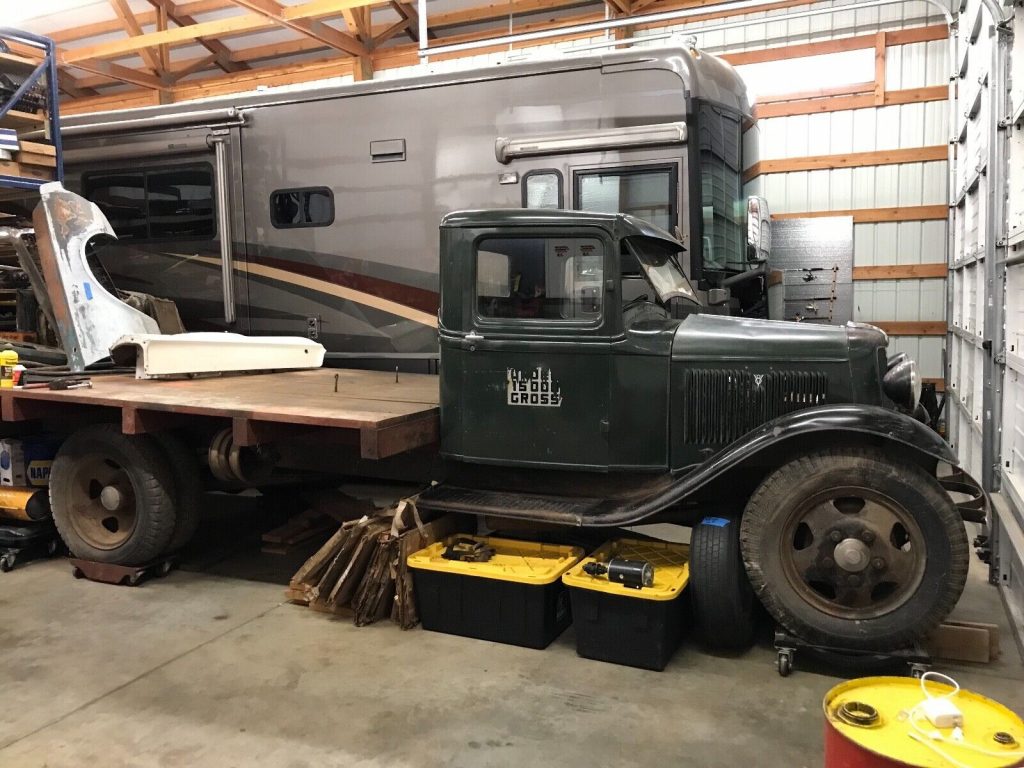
xmin=883 ymin=358 xmax=921 ymax=410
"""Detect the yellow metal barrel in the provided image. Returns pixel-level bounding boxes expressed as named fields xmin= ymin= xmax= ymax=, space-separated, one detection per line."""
xmin=824 ymin=676 xmax=1024 ymax=768
xmin=0 ymin=487 xmax=51 ymax=521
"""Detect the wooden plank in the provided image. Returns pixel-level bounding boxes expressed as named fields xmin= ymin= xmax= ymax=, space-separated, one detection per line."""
xmin=754 ymin=85 xmax=947 ymax=119
xmin=109 ymin=0 xmax=166 ymax=75
xmin=0 ymin=161 xmax=52 ymax=182
xmin=757 ymin=81 xmax=875 ymax=103
xmin=122 ymin=406 xmax=182 ymax=435
xmin=62 ymin=0 xmax=378 ymax=64
xmin=720 ymin=24 xmax=945 ymax=66
xmin=1 ymin=369 xmax=438 ymax=433
xmin=224 ymin=0 xmax=369 ymax=57
xmin=360 ymin=412 xmax=439 ymax=460
xmin=743 ymin=146 xmax=947 ymax=182
xmin=17 ymin=141 xmax=55 ymax=157
xmin=873 ymin=30 xmax=886 ymax=106
xmin=13 ymin=151 xmax=57 ymax=169
xmin=922 ymin=376 xmax=945 ymax=392
xmin=853 ymin=263 xmax=948 ymax=280
xmin=772 ymin=205 xmax=948 ymax=223
xmin=0 ymin=110 xmax=46 ymax=129
xmin=871 ymin=321 xmax=947 ymax=336
xmin=925 ymin=620 xmax=1000 ymax=663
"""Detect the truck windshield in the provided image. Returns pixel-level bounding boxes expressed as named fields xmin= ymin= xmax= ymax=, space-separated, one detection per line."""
xmin=624 ymin=236 xmax=698 ymax=305
xmin=698 ymin=103 xmax=745 ymax=274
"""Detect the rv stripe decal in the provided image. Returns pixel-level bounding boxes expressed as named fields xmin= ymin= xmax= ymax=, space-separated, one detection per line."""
xmin=251 ymin=255 xmax=439 ymax=315
xmin=171 ymin=253 xmax=438 ymax=328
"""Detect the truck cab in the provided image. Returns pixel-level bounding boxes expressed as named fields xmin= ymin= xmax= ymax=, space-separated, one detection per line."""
xmin=429 ymin=208 xmax=974 ymax=653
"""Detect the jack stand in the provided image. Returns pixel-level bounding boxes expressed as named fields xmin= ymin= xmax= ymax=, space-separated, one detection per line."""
xmin=774 ymin=629 xmax=931 ymax=678
xmin=70 ymin=556 xmax=176 ymax=586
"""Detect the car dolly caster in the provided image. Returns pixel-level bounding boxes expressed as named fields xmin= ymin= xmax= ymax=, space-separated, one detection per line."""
xmin=773 ymin=629 xmax=931 ymax=678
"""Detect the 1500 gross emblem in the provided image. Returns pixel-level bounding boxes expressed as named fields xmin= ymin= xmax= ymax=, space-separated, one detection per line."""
xmin=507 ymin=367 xmax=562 ymax=407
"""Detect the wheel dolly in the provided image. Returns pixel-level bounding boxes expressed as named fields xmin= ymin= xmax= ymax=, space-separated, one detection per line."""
xmin=774 ymin=629 xmax=931 ymax=678
xmin=0 ymin=522 xmax=62 ymax=572
xmin=70 ymin=556 xmax=176 ymax=586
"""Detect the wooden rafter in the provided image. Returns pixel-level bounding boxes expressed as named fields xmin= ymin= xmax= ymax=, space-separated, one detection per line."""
xmin=147 ymin=0 xmax=249 ymax=74
xmin=224 ymin=0 xmax=369 ymax=57
xmin=109 ymin=0 xmax=166 ymax=76
xmin=62 ymin=0 xmax=377 ymax=64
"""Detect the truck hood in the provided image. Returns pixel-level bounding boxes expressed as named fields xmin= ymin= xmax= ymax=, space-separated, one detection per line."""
xmin=671 ymin=314 xmax=870 ymax=362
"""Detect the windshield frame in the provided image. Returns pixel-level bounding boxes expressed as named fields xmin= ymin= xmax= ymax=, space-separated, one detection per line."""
xmin=623 ymin=236 xmax=699 ymax=306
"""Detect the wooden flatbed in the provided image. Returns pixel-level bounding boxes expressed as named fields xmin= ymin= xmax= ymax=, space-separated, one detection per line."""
xmin=0 ymin=368 xmax=440 ymax=460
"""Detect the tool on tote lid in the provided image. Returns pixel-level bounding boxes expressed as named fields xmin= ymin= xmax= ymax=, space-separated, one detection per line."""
xmin=442 ymin=536 xmax=496 ymax=562
xmin=582 ymin=558 xmax=655 ymax=589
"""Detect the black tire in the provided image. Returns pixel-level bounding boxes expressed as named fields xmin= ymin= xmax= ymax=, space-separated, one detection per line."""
xmin=50 ymin=425 xmax=177 ymax=566
xmin=152 ymin=432 xmax=203 ymax=553
xmin=690 ymin=516 xmax=757 ymax=649
xmin=740 ymin=448 xmax=968 ymax=651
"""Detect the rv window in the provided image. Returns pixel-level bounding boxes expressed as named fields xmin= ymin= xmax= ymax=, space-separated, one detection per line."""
xmin=270 ymin=187 xmax=334 ymax=229
xmin=523 ymin=171 xmax=562 ymax=209
xmin=475 ymin=237 xmax=603 ymax=322
xmin=574 ymin=166 xmax=676 ymax=231
xmin=82 ymin=164 xmax=214 ymax=242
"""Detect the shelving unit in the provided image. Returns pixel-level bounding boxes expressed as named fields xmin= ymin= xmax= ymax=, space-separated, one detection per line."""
xmin=0 ymin=28 xmax=62 ymax=195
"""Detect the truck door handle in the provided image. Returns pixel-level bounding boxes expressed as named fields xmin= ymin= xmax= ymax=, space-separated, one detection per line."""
xmin=466 ymin=331 xmax=484 ymax=342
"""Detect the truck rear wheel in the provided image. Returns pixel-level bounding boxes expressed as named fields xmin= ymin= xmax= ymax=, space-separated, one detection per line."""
xmin=50 ymin=425 xmax=177 ymax=566
xmin=740 ymin=449 xmax=968 ymax=651
xmin=153 ymin=432 xmax=203 ymax=553
xmin=690 ymin=516 xmax=757 ymax=650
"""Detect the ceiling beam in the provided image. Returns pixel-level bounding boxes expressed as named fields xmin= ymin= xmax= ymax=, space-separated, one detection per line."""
xmin=62 ymin=0 xmax=377 ymax=64
xmin=109 ymin=0 xmax=166 ymax=75
xmin=222 ymin=0 xmax=369 ymax=57
xmin=147 ymin=0 xmax=249 ymax=73
xmin=69 ymin=58 xmax=169 ymax=91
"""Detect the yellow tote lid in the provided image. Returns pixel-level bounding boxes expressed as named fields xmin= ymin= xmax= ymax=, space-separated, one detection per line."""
xmin=561 ymin=538 xmax=690 ymax=601
xmin=825 ymin=676 xmax=1024 ymax=768
xmin=406 ymin=535 xmax=584 ymax=585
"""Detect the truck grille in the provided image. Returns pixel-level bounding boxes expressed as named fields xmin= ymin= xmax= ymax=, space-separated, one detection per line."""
xmin=682 ymin=369 xmax=828 ymax=445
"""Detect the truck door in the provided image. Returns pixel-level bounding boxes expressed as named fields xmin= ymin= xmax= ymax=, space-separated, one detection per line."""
xmin=68 ymin=125 xmax=249 ymax=334
xmin=445 ymin=229 xmax=612 ymax=469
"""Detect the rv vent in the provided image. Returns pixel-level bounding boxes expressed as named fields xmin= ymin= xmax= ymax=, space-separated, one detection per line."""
xmin=370 ymin=138 xmax=406 ymax=163
xmin=682 ymin=369 xmax=828 ymax=445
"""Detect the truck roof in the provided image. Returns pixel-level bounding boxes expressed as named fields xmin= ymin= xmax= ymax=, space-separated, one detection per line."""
xmin=441 ymin=208 xmax=684 ymax=247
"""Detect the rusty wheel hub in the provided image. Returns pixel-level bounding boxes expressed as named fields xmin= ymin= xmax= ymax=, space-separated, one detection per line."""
xmin=780 ymin=487 xmax=926 ymax=620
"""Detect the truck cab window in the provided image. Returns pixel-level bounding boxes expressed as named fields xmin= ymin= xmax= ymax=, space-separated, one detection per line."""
xmin=697 ymin=104 xmax=745 ymax=272
xmin=270 ymin=187 xmax=334 ymax=229
xmin=82 ymin=164 xmax=214 ymax=242
xmin=476 ymin=237 xmax=603 ymax=321
xmin=523 ymin=171 xmax=562 ymax=209
xmin=575 ymin=166 xmax=676 ymax=231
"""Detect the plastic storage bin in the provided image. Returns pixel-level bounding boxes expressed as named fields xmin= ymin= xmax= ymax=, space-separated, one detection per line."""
xmin=562 ymin=538 xmax=690 ymax=670
xmin=407 ymin=535 xmax=583 ymax=649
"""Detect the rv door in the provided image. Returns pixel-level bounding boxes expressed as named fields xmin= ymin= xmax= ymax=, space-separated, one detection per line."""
xmin=66 ymin=126 xmax=250 ymax=334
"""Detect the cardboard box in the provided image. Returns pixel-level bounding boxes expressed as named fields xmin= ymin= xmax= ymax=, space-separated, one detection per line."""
xmin=0 ymin=437 xmax=60 ymax=487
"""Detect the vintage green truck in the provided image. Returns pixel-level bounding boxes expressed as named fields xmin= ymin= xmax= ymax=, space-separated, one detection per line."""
xmin=11 ymin=190 xmax=978 ymax=653
xmin=415 ymin=208 xmax=975 ymax=652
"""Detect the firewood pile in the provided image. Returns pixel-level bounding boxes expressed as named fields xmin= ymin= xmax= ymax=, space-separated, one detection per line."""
xmin=287 ymin=497 xmax=459 ymax=628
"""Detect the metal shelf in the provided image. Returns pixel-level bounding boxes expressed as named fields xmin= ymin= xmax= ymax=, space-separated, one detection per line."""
xmin=0 ymin=27 xmax=62 ymax=194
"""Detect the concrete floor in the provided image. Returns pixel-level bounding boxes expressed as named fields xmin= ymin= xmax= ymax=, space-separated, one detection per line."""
xmin=1 ymin=526 xmax=1022 ymax=768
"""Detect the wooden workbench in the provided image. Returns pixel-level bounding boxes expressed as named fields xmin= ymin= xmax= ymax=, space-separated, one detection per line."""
xmin=0 ymin=368 xmax=440 ymax=460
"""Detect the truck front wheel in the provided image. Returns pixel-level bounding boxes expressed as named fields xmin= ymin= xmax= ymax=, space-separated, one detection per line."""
xmin=739 ymin=448 xmax=968 ymax=651
xmin=50 ymin=425 xmax=177 ymax=566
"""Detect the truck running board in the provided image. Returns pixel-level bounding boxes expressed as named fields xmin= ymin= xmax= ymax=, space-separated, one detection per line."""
xmin=416 ymin=485 xmax=606 ymax=526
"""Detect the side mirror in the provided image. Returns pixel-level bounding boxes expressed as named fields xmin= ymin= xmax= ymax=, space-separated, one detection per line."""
xmin=747 ymin=196 xmax=771 ymax=263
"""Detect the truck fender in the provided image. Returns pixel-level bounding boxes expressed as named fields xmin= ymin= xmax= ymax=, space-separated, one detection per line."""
xmin=591 ymin=405 xmax=958 ymax=527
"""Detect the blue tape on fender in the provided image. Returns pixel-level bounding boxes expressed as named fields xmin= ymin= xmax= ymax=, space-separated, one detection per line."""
xmin=83 ymin=282 xmax=93 ymax=301
xmin=701 ymin=516 xmax=731 ymax=528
